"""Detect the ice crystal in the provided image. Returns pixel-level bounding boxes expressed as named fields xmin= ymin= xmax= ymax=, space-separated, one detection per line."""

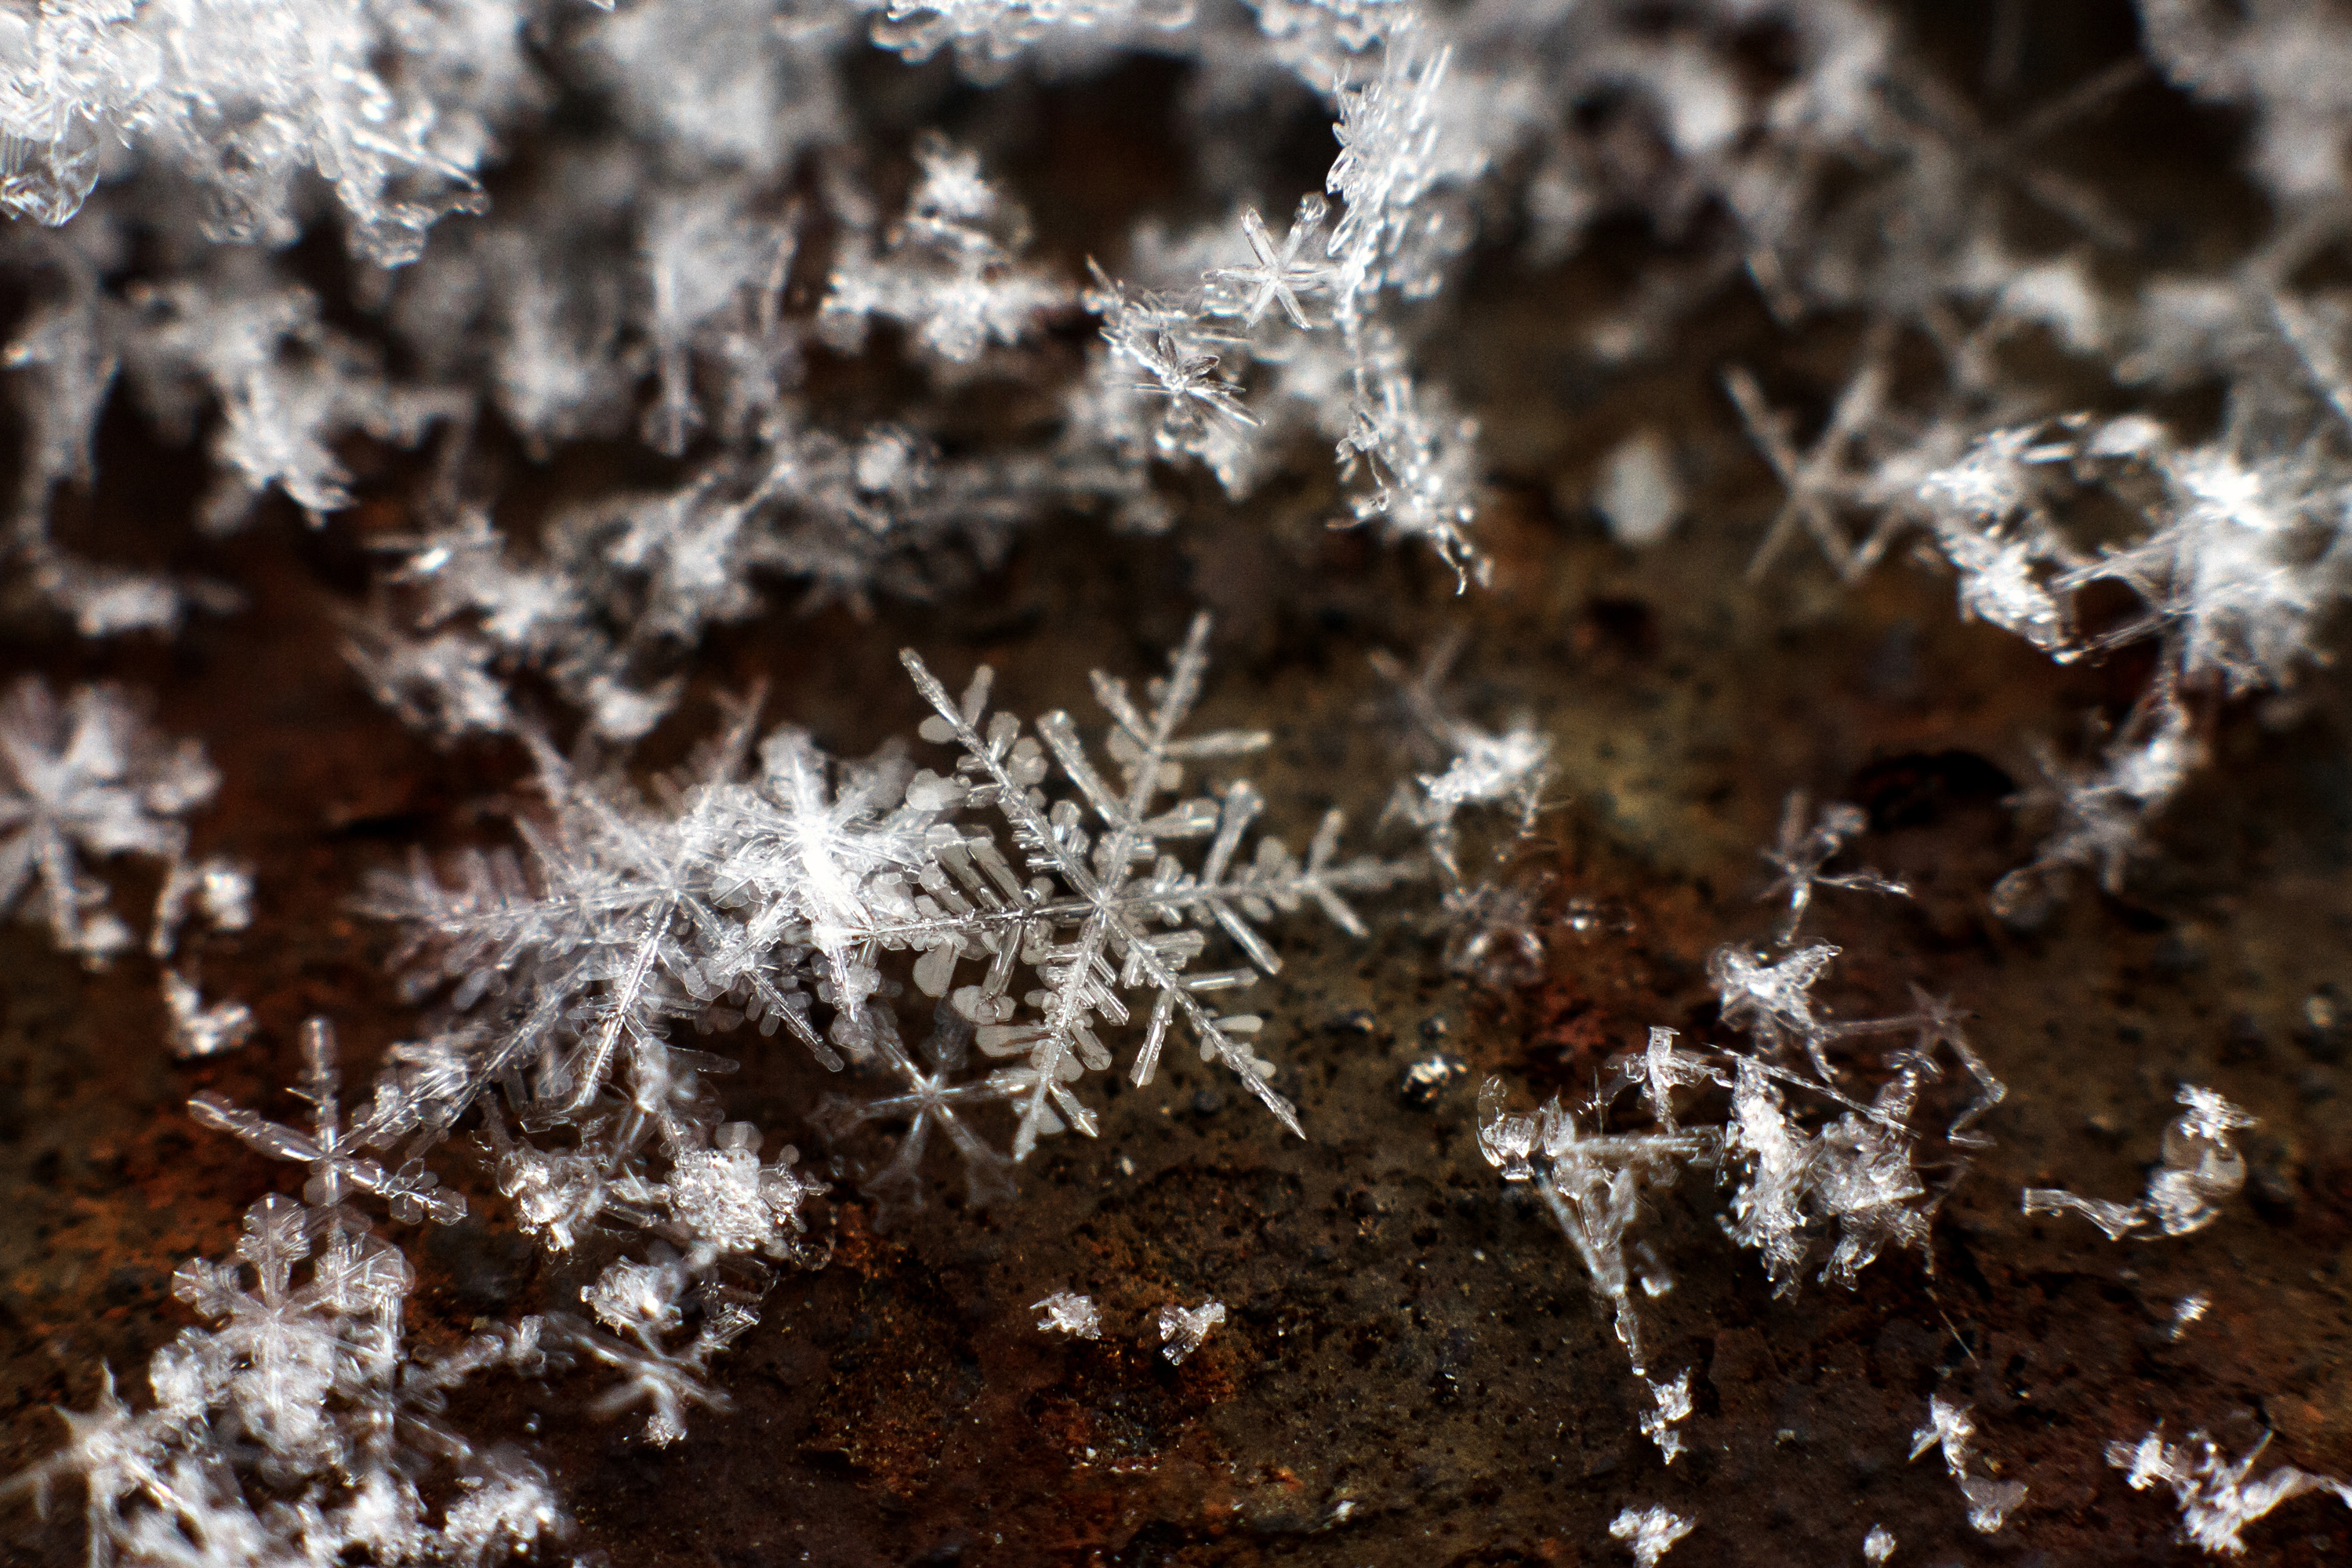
xmin=0 ymin=0 xmax=521 ymax=260
xmin=1206 ymin=196 xmax=1332 ymax=330
xmin=151 ymin=853 xmax=252 ymax=960
xmin=2023 ymin=1084 xmax=2256 ymax=1240
xmin=858 ymin=0 xmax=1193 ymax=74
xmin=1610 ymin=1504 xmax=1693 ymax=1566
xmin=1322 ymin=17 xmax=1489 ymax=320
xmin=1725 ymin=326 xmax=1901 ymax=584
xmin=562 ymin=1269 xmax=751 ymax=1446
xmin=1483 ymin=804 xmax=2002 ymax=1372
xmin=8 ymin=1192 xmax=561 ymax=1567
xmin=1033 ymin=1290 xmax=1102 ymax=1338
xmin=16 ymin=0 xmax=2352 ymax=1552
xmin=1863 ymin=1523 xmax=1896 ymax=1563
xmin=819 ymin=133 xmax=1066 ymax=367
xmin=1708 ymin=942 xmax=1842 ymax=1076
xmin=1478 ymin=1077 xmax=1712 ymax=1373
xmin=117 ymin=265 xmax=464 ymax=532
xmin=191 ymin=1019 xmax=466 ymax=1225
xmin=875 ymin=613 xmax=1414 ymax=1167
xmin=1153 ymin=1298 xmax=1225 ymax=1364
xmin=1911 ymin=1396 xmax=2027 ymax=1534
xmin=1756 ymin=793 xmax=1908 ymax=946
xmin=1639 ymin=1370 xmax=1693 ymax=1465
xmin=0 ymin=677 xmax=220 ymax=964
xmin=2109 ymin=1427 xmax=2352 ymax=1555
xmin=160 ymin=968 xmax=253 ymax=1060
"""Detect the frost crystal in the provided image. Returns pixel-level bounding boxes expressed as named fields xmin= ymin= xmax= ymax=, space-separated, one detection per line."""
xmin=2108 ymin=1427 xmax=2352 ymax=1555
xmin=1863 ymin=1523 xmax=1895 ymax=1563
xmin=0 ymin=677 xmax=220 ymax=964
xmin=1911 ymin=1396 xmax=2027 ymax=1534
xmin=1639 ymin=1370 xmax=1693 ymax=1465
xmin=1034 ymin=1290 xmax=1103 ymax=1339
xmin=1610 ymin=1504 xmax=1694 ymax=1566
xmin=191 ymin=1018 xmax=466 ymax=1225
xmin=8 ymin=1192 xmax=560 ymax=1566
xmin=160 ymin=968 xmax=253 ymax=1060
xmin=1153 ymin=1298 xmax=1225 ymax=1364
xmin=1483 ymin=804 xmax=2002 ymax=1373
xmin=2023 ymin=1084 xmax=2256 ymax=1240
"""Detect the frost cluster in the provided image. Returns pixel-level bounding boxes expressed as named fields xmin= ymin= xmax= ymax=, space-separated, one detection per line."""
xmin=361 ymin=615 xmax=1412 ymax=1233
xmin=10 ymin=1026 xmax=567 ymax=1566
xmin=1479 ymin=804 xmax=1998 ymax=1381
xmin=2108 ymin=1427 xmax=2352 ymax=1555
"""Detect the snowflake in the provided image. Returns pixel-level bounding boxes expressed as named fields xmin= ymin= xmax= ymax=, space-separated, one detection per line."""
xmin=655 ymin=1125 xmax=828 ymax=1268
xmin=118 ymin=267 xmax=463 ymax=531
xmin=1477 ymin=1078 xmax=1711 ymax=1371
xmin=191 ymin=1018 xmax=466 ymax=1225
xmin=1708 ymin=942 xmax=1842 ymax=1077
xmin=820 ymin=133 xmax=1067 ymax=366
xmin=1610 ymin=1504 xmax=1693 ymax=1566
xmin=1334 ymin=343 xmax=1487 ymax=588
xmin=1204 ymin=195 xmax=1334 ymax=329
xmin=0 ymin=677 xmax=220 ymax=964
xmin=866 ymin=612 xmax=1416 ymax=1169
xmin=1756 ymin=792 xmax=1908 ymax=946
xmin=16 ymin=1188 xmax=557 ymax=1566
xmin=0 ymin=0 xmax=518 ymax=261
xmin=160 ymin=969 xmax=254 ymax=1061
xmin=1639 ymin=1370 xmax=1693 ymax=1464
xmin=2109 ymin=1427 xmax=2352 ymax=1555
xmin=1911 ymin=1395 xmax=2027 ymax=1534
xmin=1724 ymin=324 xmax=1903 ymax=584
xmin=1033 ymin=1290 xmax=1102 ymax=1338
xmin=1153 ymin=1298 xmax=1226 ymax=1364
xmin=1322 ymin=18 xmax=1490 ymax=318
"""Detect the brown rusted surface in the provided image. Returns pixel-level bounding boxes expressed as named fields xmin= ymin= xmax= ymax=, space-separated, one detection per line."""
xmin=8 ymin=37 xmax=2352 ymax=1568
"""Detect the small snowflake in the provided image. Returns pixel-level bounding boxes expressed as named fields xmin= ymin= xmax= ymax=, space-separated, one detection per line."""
xmin=1153 ymin=1298 xmax=1226 ymax=1364
xmin=1032 ymin=1290 xmax=1102 ymax=1339
xmin=1610 ymin=1504 xmax=1694 ymax=1566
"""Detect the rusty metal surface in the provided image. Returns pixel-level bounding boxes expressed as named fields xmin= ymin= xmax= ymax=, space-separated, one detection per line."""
xmin=6 ymin=56 xmax=2352 ymax=1568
